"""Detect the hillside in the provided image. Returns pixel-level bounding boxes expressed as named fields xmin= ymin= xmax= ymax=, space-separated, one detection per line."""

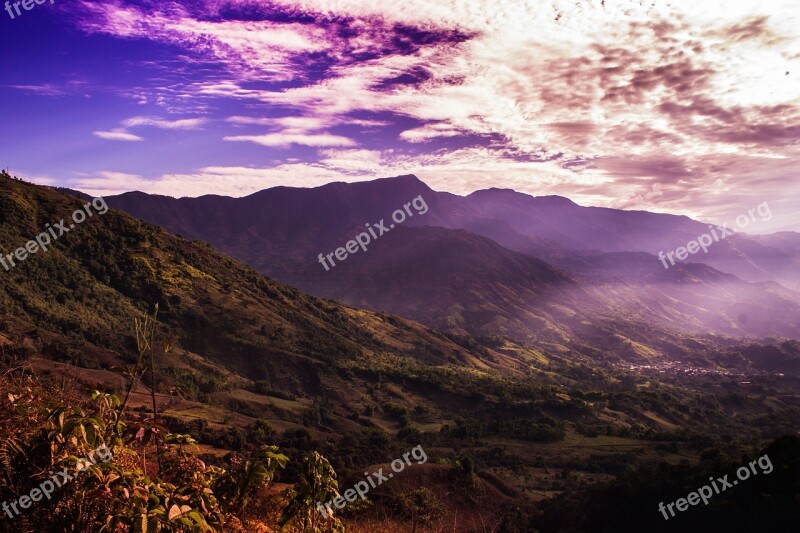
xmin=1 ymin=174 xmax=497 ymax=380
xmin=289 ymin=225 xmax=582 ymax=341
xmin=3 ymin=172 xmax=800 ymax=532
xmin=3 ymin=172 xmax=797 ymax=425
xmin=104 ymin=175 xmax=800 ymax=345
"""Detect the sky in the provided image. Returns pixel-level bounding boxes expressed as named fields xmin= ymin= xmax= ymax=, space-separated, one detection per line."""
xmin=0 ymin=0 xmax=798 ymax=232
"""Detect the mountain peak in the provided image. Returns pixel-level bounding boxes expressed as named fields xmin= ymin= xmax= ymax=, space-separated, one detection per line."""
xmin=324 ymin=173 xmax=434 ymax=197
xmin=370 ymin=174 xmax=431 ymax=190
xmin=392 ymin=173 xmax=424 ymax=182
xmin=468 ymin=188 xmax=578 ymax=207
xmin=530 ymin=195 xmax=579 ymax=207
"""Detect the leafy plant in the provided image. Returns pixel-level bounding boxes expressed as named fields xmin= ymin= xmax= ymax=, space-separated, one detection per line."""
xmin=280 ymin=452 xmax=345 ymax=533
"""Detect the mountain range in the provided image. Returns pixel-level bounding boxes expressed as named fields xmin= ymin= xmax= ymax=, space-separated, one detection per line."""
xmin=4 ymin=170 xmax=800 ymax=532
xmin=103 ymin=175 xmax=800 ymax=357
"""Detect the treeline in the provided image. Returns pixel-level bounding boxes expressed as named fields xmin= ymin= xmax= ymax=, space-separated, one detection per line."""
xmin=533 ymin=436 xmax=800 ymax=532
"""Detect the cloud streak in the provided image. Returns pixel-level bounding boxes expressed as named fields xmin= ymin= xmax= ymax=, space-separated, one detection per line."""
xmin=93 ymin=129 xmax=144 ymax=142
xmin=121 ymin=116 xmax=208 ymax=130
xmin=224 ymin=132 xmax=357 ymax=148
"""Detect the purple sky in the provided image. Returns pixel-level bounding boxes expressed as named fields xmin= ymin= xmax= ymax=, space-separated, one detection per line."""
xmin=1 ymin=0 xmax=798 ymax=232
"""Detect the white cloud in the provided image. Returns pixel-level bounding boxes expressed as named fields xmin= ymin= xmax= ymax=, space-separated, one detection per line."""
xmin=122 ymin=116 xmax=208 ymax=130
xmin=348 ymin=119 xmax=391 ymax=127
xmin=400 ymin=123 xmax=463 ymax=143
xmin=225 ymin=116 xmax=275 ymax=126
xmin=319 ymin=149 xmax=384 ymax=170
xmin=92 ymin=129 xmax=144 ymax=142
xmin=226 ymin=115 xmax=390 ymax=129
xmin=224 ymin=115 xmax=362 ymax=147
xmin=74 ymin=0 xmax=332 ymax=81
xmin=224 ymin=133 xmax=357 ymax=148
xmin=274 ymin=116 xmax=333 ymax=132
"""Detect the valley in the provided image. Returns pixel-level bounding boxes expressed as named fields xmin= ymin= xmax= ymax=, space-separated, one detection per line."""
xmin=1 ymin=173 xmax=799 ymax=532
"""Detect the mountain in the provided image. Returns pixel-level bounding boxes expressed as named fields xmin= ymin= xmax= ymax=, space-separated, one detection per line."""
xmin=462 ymin=187 xmax=705 ymax=253
xmin=105 ymin=175 xmax=440 ymax=281
xmin=461 ymin=187 xmax=800 ymax=288
xmin=1 ymin=175 xmax=516 ymax=393
xmin=287 ymin=224 xmax=800 ymax=346
xmin=104 ymin=175 xmax=800 ymax=347
xmin=4 ymin=172 xmax=800 ymax=533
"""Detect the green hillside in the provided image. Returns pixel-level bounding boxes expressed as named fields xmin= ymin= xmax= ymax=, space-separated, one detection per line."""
xmin=2 ymin=171 xmax=799 ymax=532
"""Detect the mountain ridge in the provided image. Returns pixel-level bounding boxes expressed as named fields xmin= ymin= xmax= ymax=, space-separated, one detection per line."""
xmin=102 ymin=174 xmax=800 ymax=348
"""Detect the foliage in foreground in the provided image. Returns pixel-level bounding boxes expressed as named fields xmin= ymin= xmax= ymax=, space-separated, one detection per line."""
xmin=0 ymin=307 xmax=346 ymax=533
xmin=0 ymin=367 xmax=351 ymax=532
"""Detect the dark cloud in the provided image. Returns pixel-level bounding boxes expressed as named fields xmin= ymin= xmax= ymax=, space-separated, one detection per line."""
xmin=596 ymin=157 xmax=690 ymax=182
xmin=715 ymin=16 xmax=786 ymax=46
xmin=709 ymin=123 xmax=800 ymax=144
xmin=725 ymin=16 xmax=771 ymax=42
xmin=374 ymin=65 xmax=433 ymax=89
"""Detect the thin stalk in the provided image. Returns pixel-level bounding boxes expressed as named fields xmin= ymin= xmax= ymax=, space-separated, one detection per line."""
xmin=149 ymin=329 xmax=163 ymax=472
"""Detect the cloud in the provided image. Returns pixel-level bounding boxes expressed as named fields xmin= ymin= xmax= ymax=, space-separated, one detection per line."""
xmin=226 ymin=116 xmax=275 ymax=126
xmin=400 ymin=123 xmax=464 ymax=143
xmin=91 ymin=115 xmax=207 ymax=142
xmin=121 ymin=116 xmax=208 ymax=130
xmin=6 ymin=84 xmax=68 ymax=96
xmin=348 ymin=119 xmax=391 ymax=127
xmin=318 ymin=149 xmax=384 ymax=170
xmin=226 ymin=115 xmax=390 ymax=130
xmin=71 ymin=0 xmax=333 ymax=81
xmin=6 ymin=80 xmax=89 ymax=96
xmin=273 ymin=116 xmax=333 ymax=132
xmin=224 ymin=133 xmax=357 ymax=148
xmin=92 ymin=129 xmax=144 ymax=142
xmin=224 ymin=114 xmax=366 ymax=147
